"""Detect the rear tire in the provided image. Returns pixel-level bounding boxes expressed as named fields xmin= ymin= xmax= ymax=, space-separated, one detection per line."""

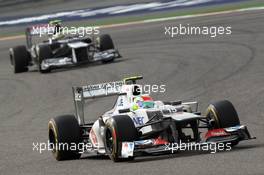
xmin=105 ymin=115 xmax=138 ymax=162
xmin=48 ymin=115 xmax=81 ymax=161
xmin=37 ymin=45 xmax=53 ymax=73
xmin=9 ymin=45 xmax=30 ymax=73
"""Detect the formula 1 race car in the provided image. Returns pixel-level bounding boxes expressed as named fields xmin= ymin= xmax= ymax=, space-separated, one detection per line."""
xmin=9 ymin=23 xmax=121 ymax=73
xmin=48 ymin=76 xmax=255 ymax=162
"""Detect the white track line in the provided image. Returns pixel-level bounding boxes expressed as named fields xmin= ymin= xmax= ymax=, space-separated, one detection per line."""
xmin=1 ymin=6 xmax=264 ymax=41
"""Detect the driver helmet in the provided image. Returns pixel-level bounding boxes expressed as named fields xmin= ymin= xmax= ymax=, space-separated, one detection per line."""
xmin=131 ymin=95 xmax=155 ymax=111
xmin=49 ymin=20 xmax=64 ymax=40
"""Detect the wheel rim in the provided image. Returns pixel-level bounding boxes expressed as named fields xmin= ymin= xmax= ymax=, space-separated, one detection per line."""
xmin=48 ymin=120 xmax=59 ymax=158
xmin=206 ymin=106 xmax=220 ymax=129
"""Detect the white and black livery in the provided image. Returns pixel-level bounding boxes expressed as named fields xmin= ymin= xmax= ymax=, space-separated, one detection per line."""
xmin=9 ymin=24 xmax=121 ymax=73
xmin=48 ymin=76 xmax=255 ymax=162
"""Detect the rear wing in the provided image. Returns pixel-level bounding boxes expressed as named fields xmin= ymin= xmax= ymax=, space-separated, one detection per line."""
xmin=73 ymin=81 xmax=124 ymax=100
xmin=72 ymin=80 xmax=125 ymax=125
xmin=73 ymin=75 xmax=143 ymax=100
xmin=72 ymin=76 xmax=143 ymax=125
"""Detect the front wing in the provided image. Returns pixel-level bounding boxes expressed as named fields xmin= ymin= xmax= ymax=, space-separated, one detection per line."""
xmin=40 ymin=49 xmax=121 ymax=70
xmin=119 ymin=125 xmax=255 ymax=158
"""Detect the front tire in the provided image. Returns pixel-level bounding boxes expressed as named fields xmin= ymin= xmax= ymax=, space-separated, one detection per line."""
xmin=206 ymin=100 xmax=240 ymax=129
xmin=9 ymin=45 xmax=30 ymax=73
xmin=206 ymin=100 xmax=240 ymax=146
xmin=98 ymin=34 xmax=114 ymax=51
xmin=48 ymin=115 xmax=81 ymax=161
xmin=37 ymin=45 xmax=53 ymax=73
xmin=98 ymin=34 xmax=115 ymax=63
xmin=105 ymin=115 xmax=138 ymax=162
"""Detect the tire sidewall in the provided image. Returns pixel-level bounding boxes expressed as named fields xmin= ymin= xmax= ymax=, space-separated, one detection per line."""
xmin=206 ymin=100 xmax=240 ymax=129
xmin=48 ymin=115 xmax=81 ymax=160
xmin=10 ymin=46 xmax=30 ymax=73
xmin=104 ymin=115 xmax=138 ymax=162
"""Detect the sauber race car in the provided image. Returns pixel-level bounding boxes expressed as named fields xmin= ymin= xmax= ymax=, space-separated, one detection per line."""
xmin=9 ymin=21 xmax=121 ymax=73
xmin=48 ymin=76 xmax=255 ymax=162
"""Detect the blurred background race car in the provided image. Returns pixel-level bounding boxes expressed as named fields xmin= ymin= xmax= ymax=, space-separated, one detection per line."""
xmin=9 ymin=20 xmax=121 ymax=73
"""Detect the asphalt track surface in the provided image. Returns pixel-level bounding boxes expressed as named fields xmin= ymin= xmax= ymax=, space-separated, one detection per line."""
xmin=0 ymin=10 xmax=264 ymax=175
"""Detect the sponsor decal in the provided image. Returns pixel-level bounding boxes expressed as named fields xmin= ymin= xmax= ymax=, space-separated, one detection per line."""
xmin=83 ymin=81 xmax=123 ymax=92
xmin=118 ymin=98 xmax=124 ymax=107
xmin=121 ymin=142 xmax=134 ymax=158
xmin=153 ymin=137 xmax=169 ymax=145
xmin=205 ymin=128 xmax=230 ymax=140
xmin=89 ymin=129 xmax=98 ymax=145
xmin=132 ymin=117 xmax=144 ymax=125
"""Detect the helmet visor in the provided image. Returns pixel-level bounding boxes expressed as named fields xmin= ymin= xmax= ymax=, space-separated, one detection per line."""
xmin=142 ymin=101 xmax=155 ymax=108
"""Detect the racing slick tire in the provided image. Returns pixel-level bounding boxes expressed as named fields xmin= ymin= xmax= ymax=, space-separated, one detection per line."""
xmin=105 ymin=115 xmax=138 ymax=162
xmin=37 ymin=45 xmax=53 ymax=73
xmin=98 ymin=34 xmax=115 ymax=63
xmin=48 ymin=115 xmax=81 ymax=161
xmin=206 ymin=100 xmax=240 ymax=128
xmin=206 ymin=100 xmax=240 ymax=146
xmin=99 ymin=34 xmax=114 ymax=51
xmin=9 ymin=45 xmax=30 ymax=73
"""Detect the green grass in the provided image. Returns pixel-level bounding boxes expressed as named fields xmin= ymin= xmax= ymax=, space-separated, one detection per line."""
xmin=1 ymin=1 xmax=264 ymax=38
